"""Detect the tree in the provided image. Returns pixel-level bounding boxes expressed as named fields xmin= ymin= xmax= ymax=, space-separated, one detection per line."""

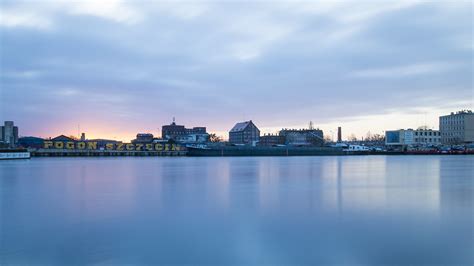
xmin=68 ymin=135 xmax=79 ymax=141
xmin=348 ymin=134 xmax=358 ymax=142
xmin=366 ymin=131 xmax=372 ymax=141
xmin=209 ymin=133 xmax=222 ymax=143
xmin=364 ymin=132 xmax=385 ymax=142
xmin=371 ymin=134 xmax=385 ymax=142
xmin=324 ymin=135 xmax=332 ymax=143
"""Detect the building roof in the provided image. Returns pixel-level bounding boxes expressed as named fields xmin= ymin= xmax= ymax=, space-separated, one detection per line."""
xmin=52 ymin=135 xmax=76 ymax=141
xmin=19 ymin=136 xmax=44 ymax=141
xmin=230 ymin=121 xmax=253 ymax=133
xmin=88 ymin=139 xmax=119 ymax=142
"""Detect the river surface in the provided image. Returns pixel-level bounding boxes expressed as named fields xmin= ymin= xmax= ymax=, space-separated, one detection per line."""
xmin=1 ymin=156 xmax=473 ymax=265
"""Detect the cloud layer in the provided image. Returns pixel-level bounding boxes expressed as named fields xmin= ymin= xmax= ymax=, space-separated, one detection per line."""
xmin=1 ymin=0 xmax=472 ymax=140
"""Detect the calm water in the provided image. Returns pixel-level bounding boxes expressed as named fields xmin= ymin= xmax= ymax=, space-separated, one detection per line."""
xmin=1 ymin=156 xmax=473 ymax=265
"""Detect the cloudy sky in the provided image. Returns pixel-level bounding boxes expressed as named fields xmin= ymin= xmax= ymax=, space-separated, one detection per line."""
xmin=0 ymin=0 xmax=472 ymax=141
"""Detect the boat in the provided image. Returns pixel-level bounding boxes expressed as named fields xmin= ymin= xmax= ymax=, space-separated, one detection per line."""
xmin=0 ymin=149 xmax=31 ymax=160
xmin=342 ymin=145 xmax=370 ymax=152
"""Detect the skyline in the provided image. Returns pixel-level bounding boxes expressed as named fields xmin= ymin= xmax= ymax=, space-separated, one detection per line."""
xmin=1 ymin=0 xmax=473 ymax=141
xmin=0 ymin=108 xmax=468 ymax=142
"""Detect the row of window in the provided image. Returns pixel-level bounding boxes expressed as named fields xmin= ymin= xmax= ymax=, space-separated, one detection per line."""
xmin=442 ymin=137 xmax=464 ymax=143
xmin=415 ymin=131 xmax=440 ymax=136
xmin=441 ymin=127 xmax=465 ymax=131
xmin=442 ymin=132 xmax=464 ymax=137
xmin=441 ymin=115 xmax=466 ymax=121
xmin=440 ymin=121 xmax=465 ymax=125
xmin=414 ymin=138 xmax=440 ymax=142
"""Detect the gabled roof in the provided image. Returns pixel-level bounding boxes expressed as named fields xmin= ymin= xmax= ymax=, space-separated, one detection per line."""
xmin=52 ymin=135 xmax=76 ymax=141
xmin=230 ymin=121 xmax=252 ymax=133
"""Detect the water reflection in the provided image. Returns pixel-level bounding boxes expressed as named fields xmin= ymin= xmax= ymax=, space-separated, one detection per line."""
xmin=0 ymin=156 xmax=473 ymax=265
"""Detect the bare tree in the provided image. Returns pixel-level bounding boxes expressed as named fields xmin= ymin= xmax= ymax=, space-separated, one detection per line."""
xmin=348 ymin=134 xmax=358 ymax=142
xmin=209 ymin=133 xmax=222 ymax=143
xmin=366 ymin=131 xmax=372 ymax=141
xmin=324 ymin=135 xmax=332 ymax=143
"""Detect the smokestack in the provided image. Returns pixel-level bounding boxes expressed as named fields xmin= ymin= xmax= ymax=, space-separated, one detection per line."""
xmin=337 ymin=127 xmax=342 ymax=142
xmin=81 ymin=133 xmax=86 ymax=141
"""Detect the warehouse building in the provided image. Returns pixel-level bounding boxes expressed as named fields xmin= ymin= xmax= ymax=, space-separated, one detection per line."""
xmin=229 ymin=120 xmax=260 ymax=145
xmin=258 ymin=134 xmax=285 ymax=146
xmin=279 ymin=128 xmax=324 ymax=146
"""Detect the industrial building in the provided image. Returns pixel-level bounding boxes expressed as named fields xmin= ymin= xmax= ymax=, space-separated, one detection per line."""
xmin=439 ymin=110 xmax=474 ymax=144
xmin=0 ymin=121 xmax=19 ymax=148
xmin=279 ymin=128 xmax=324 ymax=146
xmin=132 ymin=133 xmax=154 ymax=144
xmin=175 ymin=134 xmax=210 ymax=144
xmin=229 ymin=120 xmax=260 ymax=145
xmin=162 ymin=119 xmax=207 ymax=142
xmin=258 ymin=134 xmax=285 ymax=146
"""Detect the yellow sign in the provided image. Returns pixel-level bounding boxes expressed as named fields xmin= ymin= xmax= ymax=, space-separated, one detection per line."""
xmin=43 ymin=141 xmax=181 ymax=151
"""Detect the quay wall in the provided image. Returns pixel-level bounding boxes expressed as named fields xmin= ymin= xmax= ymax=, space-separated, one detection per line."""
xmin=31 ymin=149 xmax=186 ymax=157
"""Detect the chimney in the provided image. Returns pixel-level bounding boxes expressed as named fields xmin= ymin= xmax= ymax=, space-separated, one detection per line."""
xmin=81 ymin=133 xmax=86 ymax=141
xmin=337 ymin=127 xmax=342 ymax=142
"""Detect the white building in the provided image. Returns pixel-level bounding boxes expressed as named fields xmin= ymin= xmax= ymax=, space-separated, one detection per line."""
xmin=439 ymin=110 xmax=474 ymax=144
xmin=386 ymin=128 xmax=440 ymax=147
xmin=413 ymin=128 xmax=441 ymax=146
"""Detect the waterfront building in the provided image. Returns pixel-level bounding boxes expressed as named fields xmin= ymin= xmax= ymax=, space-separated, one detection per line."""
xmin=279 ymin=128 xmax=324 ymax=146
xmin=258 ymin=134 xmax=285 ymax=146
xmin=385 ymin=129 xmax=413 ymax=147
xmin=162 ymin=119 xmax=207 ymax=140
xmin=132 ymin=133 xmax=154 ymax=144
xmin=18 ymin=136 xmax=45 ymax=149
xmin=88 ymin=139 xmax=121 ymax=147
xmin=385 ymin=128 xmax=440 ymax=147
xmin=414 ymin=128 xmax=441 ymax=145
xmin=0 ymin=121 xmax=19 ymax=148
xmin=439 ymin=110 xmax=474 ymax=144
xmin=51 ymin=135 xmax=76 ymax=142
xmin=229 ymin=120 xmax=260 ymax=145
xmin=175 ymin=133 xmax=209 ymax=144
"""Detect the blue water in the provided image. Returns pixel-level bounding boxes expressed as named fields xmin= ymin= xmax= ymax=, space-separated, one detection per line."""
xmin=1 ymin=156 xmax=473 ymax=265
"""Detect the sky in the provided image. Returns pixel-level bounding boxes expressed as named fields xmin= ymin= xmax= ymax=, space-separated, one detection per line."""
xmin=0 ymin=0 xmax=472 ymax=141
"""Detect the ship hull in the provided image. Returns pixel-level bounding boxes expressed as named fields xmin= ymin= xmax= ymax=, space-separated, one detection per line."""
xmin=187 ymin=146 xmax=358 ymax=156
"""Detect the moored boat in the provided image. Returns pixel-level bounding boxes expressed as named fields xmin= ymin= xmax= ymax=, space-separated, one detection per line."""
xmin=187 ymin=145 xmax=347 ymax=156
xmin=0 ymin=149 xmax=31 ymax=160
